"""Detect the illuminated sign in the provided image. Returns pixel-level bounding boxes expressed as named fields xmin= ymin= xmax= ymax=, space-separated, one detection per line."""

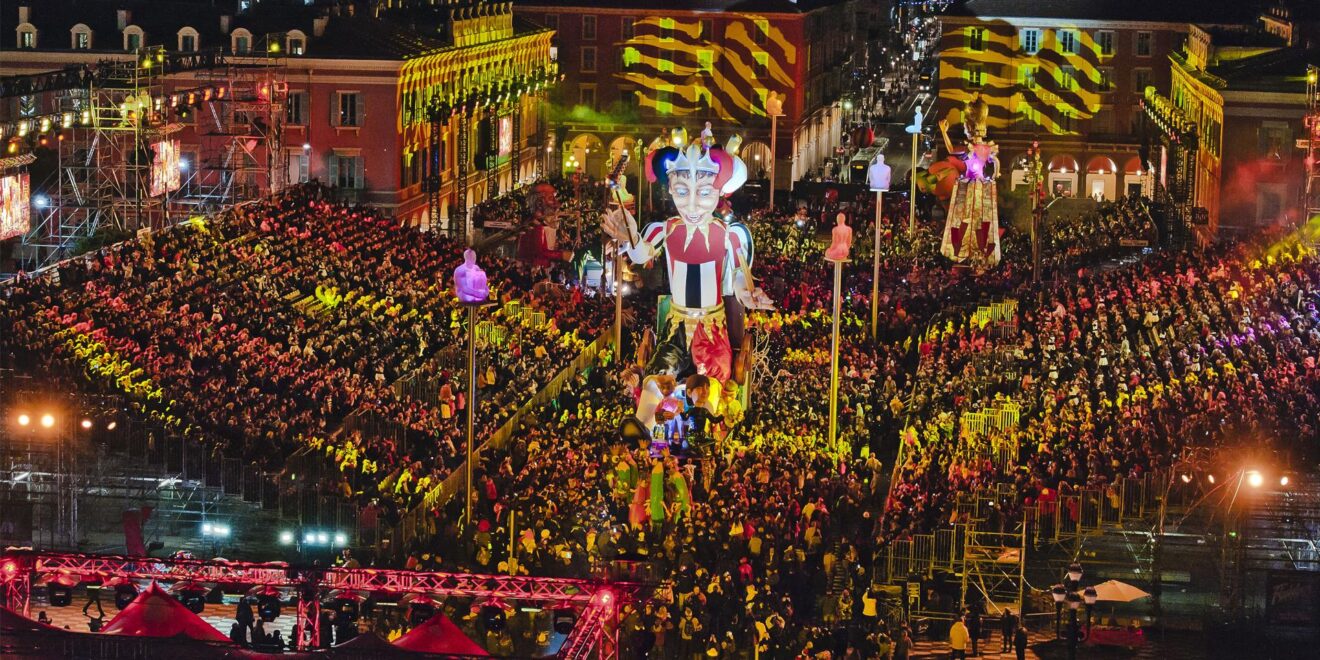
xmin=149 ymin=140 xmax=181 ymax=197
xmin=498 ymin=115 xmax=513 ymax=157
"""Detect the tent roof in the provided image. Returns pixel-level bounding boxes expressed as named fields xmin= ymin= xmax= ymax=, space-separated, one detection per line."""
xmin=0 ymin=605 xmax=65 ymax=635
xmin=334 ymin=631 xmax=412 ymax=655
xmin=393 ymin=613 xmax=488 ymax=656
xmin=101 ymin=582 xmax=230 ymax=642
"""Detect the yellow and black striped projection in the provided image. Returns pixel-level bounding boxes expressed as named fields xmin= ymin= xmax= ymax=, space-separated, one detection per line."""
xmin=616 ymin=15 xmax=795 ymax=120
xmin=939 ymin=22 xmax=1107 ymax=135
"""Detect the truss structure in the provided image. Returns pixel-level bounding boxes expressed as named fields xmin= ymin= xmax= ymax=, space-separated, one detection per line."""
xmin=183 ymin=37 xmax=287 ymax=214
xmin=0 ymin=550 xmax=639 ymax=658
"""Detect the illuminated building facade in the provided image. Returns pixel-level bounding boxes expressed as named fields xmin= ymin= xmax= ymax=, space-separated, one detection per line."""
xmin=1162 ymin=7 xmax=1318 ymax=235
xmin=936 ymin=0 xmax=1256 ymax=202
xmin=0 ymin=0 xmax=555 ymax=234
xmin=515 ymin=0 xmax=866 ymax=196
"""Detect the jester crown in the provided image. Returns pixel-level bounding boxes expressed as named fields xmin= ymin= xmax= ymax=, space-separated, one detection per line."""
xmin=645 ymin=127 xmax=748 ymax=196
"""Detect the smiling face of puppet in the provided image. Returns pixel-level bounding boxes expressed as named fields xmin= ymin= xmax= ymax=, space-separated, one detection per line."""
xmin=669 ymin=171 xmax=720 ymax=227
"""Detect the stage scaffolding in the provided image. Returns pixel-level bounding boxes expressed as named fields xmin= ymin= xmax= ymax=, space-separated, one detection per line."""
xmin=1306 ymin=65 xmax=1320 ymax=222
xmin=182 ymin=35 xmax=287 ymax=214
xmin=5 ymin=46 xmax=282 ymax=269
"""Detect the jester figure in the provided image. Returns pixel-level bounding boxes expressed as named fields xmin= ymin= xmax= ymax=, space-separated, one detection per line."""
xmin=938 ymin=94 xmax=1002 ymax=269
xmin=602 ymin=131 xmax=772 ymax=412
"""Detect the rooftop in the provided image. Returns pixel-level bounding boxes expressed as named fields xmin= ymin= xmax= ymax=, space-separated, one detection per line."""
xmin=1207 ymin=44 xmax=1320 ymax=94
xmin=0 ymin=0 xmax=543 ymax=60
xmin=945 ymin=0 xmax=1266 ymax=25
xmin=512 ymin=0 xmax=850 ymax=13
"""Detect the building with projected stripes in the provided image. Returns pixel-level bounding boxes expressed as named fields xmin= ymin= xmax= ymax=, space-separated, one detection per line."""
xmin=515 ymin=0 xmax=873 ymax=200
xmin=935 ymin=0 xmax=1258 ymax=204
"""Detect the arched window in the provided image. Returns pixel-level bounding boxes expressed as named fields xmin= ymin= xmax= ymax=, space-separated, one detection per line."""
xmin=177 ymin=26 xmax=199 ymax=52
xmin=123 ymin=26 xmax=144 ymax=52
xmin=231 ymin=28 xmax=253 ymax=55
xmin=71 ymin=24 xmax=93 ymax=50
xmin=16 ymin=23 xmax=37 ymax=49
xmin=286 ymin=29 xmax=306 ymax=56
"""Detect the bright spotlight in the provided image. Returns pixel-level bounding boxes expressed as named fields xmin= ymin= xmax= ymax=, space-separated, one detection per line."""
xmin=1280 ymin=475 xmax=1290 ymax=487
xmin=303 ymin=532 xmax=315 ymax=545
xmin=334 ymin=532 xmax=347 ymax=546
xmin=40 ymin=414 xmax=54 ymax=428
xmin=302 ymin=143 xmax=311 ymax=151
xmin=1180 ymin=474 xmax=1191 ymax=483
xmin=202 ymin=523 xmax=214 ymax=536
xmin=17 ymin=414 xmax=30 ymax=427
xmin=1247 ymin=471 xmax=1263 ymax=488
xmin=178 ymin=159 xmax=189 ymax=172
xmin=80 ymin=419 xmax=92 ymax=429
xmin=34 ymin=195 xmax=49 ymax=208
xmin=279 ymin=531 xmax=294 ymax=545
xmin=1207 ymin=474 xmax=1216 ymax=484
xmin=106 ymin=421 xmax=117 ymax=430
xmin=316 ymin=532 xmax=329 ymax=545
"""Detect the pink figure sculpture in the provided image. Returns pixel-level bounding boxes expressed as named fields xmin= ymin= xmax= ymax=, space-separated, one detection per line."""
xmin=453 ymin=248 xmax=490 ymax=303
xmin=825 ymin=212 xmax=853 ymax=262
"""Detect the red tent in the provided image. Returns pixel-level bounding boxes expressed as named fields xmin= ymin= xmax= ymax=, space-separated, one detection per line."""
xmin=392 ymin=613 xmax=488 ymax=656
xmin=100 ymin=582 xmax=229 ymax=642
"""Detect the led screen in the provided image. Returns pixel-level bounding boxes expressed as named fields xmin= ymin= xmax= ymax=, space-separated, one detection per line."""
xmin=149 ymin=139 xmax=182 ymax=197
xmin=0 ymin=173 xmax=30 ymax=241
xmin=498 ymin=116 xmax=513 ymax=158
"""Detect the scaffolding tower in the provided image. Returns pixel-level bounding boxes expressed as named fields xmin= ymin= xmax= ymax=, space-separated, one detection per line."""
xmin=21 ymin=49 xmax=166 ymax=267
xmin=185 ymin=35 xmax=287 ymax=214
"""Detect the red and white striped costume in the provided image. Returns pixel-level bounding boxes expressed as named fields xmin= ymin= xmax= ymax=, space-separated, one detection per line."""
xmin=622 ymin=216 xmax=753 ymax=382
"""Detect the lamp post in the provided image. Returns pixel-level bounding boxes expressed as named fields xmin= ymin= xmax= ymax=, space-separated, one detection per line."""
xmin=1066 ymin=591 xmax=1083 ymax=660
xmin=826 ymin=251 xmax=846 ymax=450
xmin=766 ymin=92 xmax=785 ymax=211
xmin=1051 ymin=583 xmax=1067 ymax=638
xmin=460 ymin=296 xmax=496 ymax=529
xmin=1083 ymin=585 xmax=1099 ymax=631
xmin=905 ymin=106 xmax=924 ymax=237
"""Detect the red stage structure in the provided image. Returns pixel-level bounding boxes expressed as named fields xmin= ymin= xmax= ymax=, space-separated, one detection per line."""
xmin=0 ymin=550 xmax=644 ymax=659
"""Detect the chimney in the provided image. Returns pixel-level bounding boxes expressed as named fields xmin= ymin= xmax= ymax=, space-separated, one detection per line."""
xmin=18 ymin=6 xmax=30 ymax=24
xmin=313 ymin=16 xmax=329 ymax=38
xmin=117 ymin=9 xmax=131 ymax=31
xmin=220 ymin=15 xmax=231 ymax=35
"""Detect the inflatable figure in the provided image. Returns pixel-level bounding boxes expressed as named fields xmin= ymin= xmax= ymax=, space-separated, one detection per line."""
xmin=825 ymin=212 xmax=853 ymax=262
xmin=938 ymin=94 xmax=1001 ymax=268
xmin=453 ymin=248 xmax=490 ymax=303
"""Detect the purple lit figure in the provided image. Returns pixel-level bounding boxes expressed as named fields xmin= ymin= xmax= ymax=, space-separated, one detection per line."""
xmin=453 ymin=248 xmax=490 ymax=303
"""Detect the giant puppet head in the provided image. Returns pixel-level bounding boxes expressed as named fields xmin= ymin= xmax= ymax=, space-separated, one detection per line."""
xmin=646 ymin=135 xmax=748 ymax=228
xmin=525 ymin=182 xmax=561 ymax=227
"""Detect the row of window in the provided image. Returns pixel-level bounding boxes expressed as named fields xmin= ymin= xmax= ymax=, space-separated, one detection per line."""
xmin=965 ymin=63 xmax=1152 ymax=94
xmin=282 ymin=91 xmax=362 ymax=127
xmin=542 ymin=13 xmax=770 ymax=44
xmin=13 ymin=24 xmax=305 ymax=55
xmin=581 ymin=46 xmax=769 ymax=77
xmin=966 ymin=26 xmax=1154 ymax=58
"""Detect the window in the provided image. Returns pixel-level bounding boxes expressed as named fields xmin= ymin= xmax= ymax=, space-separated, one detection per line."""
xmin=287 ymin=30 xmax=306 ymax=55
xmin=286 ymin=91 xmax=308 ymax=125
xmin=1098 ymin=67 xmax=1114 ymax=93
xmin=17 ymin=25 xmax=36 ymax=49
xmin=124 ymin=27 xmax=142 ymax=51
xmin=700 ymin=20 xmax=713 ymax=39
xmin=660 ymin=49 xmax=675 ymax=73
xmin=622 ymin=46 xmax=640 ymax=68
xmin=1059 ymin=30 xmax=1077 ymax=54
xmin=1096 ymin=31 xmax=1114 ymax=57
xmin=72 ymin=25 xmax=92 ymax=50
xmin=579 ymin=85 xmax=596 ymax=107
xmin=1019 ymin=65 xmax=1037 ymax=89
xmin=698 ymin=50 xmax=713 ymax=73
xmin=582 ymin=15 xmax=596 ymax=40
xmin=178 ymin=27 xmax=198 ymax=52
xmin=288 ymin=150 xmax=309 ymax=184
xmin=1136 ymin=31 xmax=1153 ymax=57
xmin=581 ymin=46 xmax=596 ymax=72
xmin=1259 ymin=121 xmax=1290 ymax=158
xmin=661 ymin=18 xmax=675 ymax=41
xmin=656 ymin=85 xmax=674 ymax=114
xmin=329 ymin=154 xmax=363 ymax=189
xmin=232 ymin=29 xmax=252 ymax=54
xmin=622 ymin=17 xmax=635 ymax=40
xmin=753 ymin=19 xmax=768 ymax=45
xmin=967 ymin=27 xmax=985 ymax=51
xmin=1059 ymin=65 xmax=1077 ymax=90
xmin=336 ymin=91 xmax=362 ymax=127
xmin=968 ymin=63 xmax=984 ymax=88
xmin=1020 ymin=28 xmax=1040 ymax=54
xmin=754 ymin=52 xmax=769 ymax=79
xmin=1133 ymin=68 xmax=1152 ymax=95
xmin=621 ymin=87 xmax=639 ymax=110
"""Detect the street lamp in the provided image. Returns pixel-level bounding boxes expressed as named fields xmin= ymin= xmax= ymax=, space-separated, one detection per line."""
xmin=1066 ymin=591 xmax=1083 ymax=660
xmin=1083 ymin=585 xmax=1099 ymax=631
xmin=40 ymin=414 xmax=55 ymax=428
xmin=1051 ymin=584 xmax=1067 ymax=638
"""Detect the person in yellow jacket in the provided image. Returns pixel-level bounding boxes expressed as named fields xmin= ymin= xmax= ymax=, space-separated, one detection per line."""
xmin=949 ymin=614 xmax=971 ymax=659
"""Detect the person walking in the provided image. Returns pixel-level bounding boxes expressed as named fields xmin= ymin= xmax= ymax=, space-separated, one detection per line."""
xmin=949 ymin=615 xmax=970 ymax=660
xmin=894 ymin=623 xmax=913 ymax=660
xmin=1014 ymin=625 xmax=1029 ymax=660
xmin=967 ymin=607 xmax=982 ymax=656
xmin=1000 ymin=608 xmax=1019 ymax=653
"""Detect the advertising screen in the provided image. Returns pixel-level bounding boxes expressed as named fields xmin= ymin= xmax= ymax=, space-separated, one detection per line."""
xmin=149 ymin=139 xmax=182 ymax=197
xmin=0 ymin=173 xmax=31 ymax=241
xmin=498 ymin=115 xmax=513 ymax=158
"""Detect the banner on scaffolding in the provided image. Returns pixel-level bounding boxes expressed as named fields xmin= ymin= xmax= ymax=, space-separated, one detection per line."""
xmin=149 ymin=139 xmax=182 ymax=197
xmin=0 ymin=172 xmax=30 ymax=241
